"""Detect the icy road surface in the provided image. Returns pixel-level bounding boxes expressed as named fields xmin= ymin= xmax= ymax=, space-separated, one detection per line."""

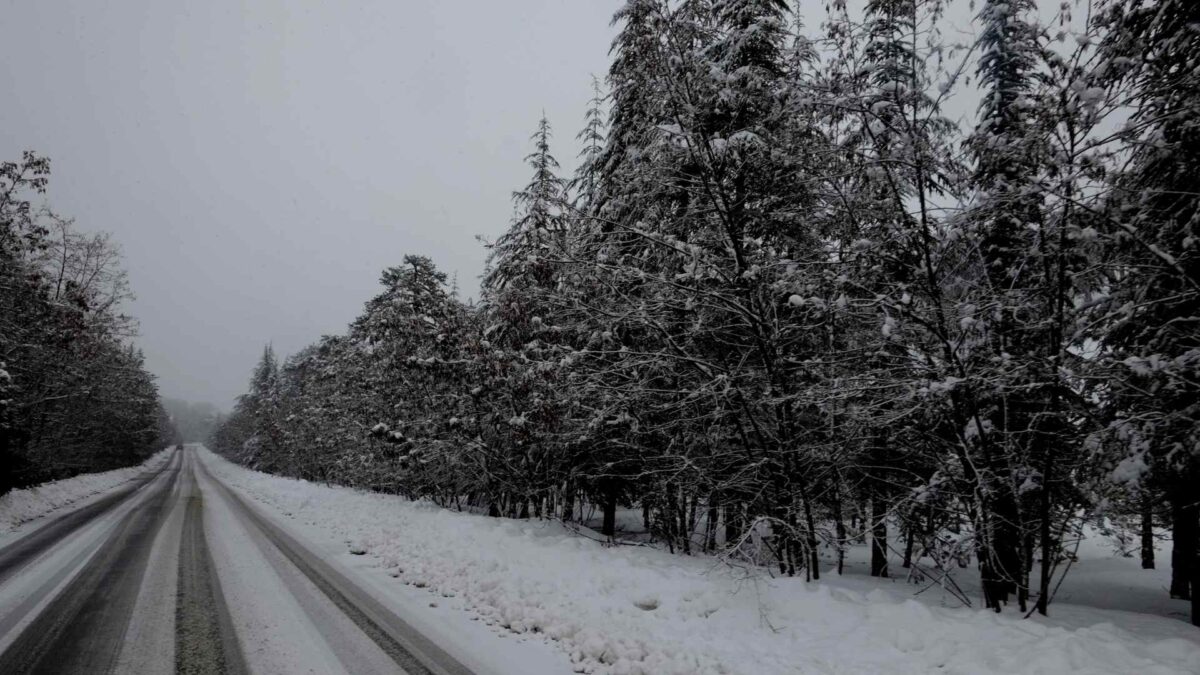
xmin=0 ymin=447 xmax=476 ymax=674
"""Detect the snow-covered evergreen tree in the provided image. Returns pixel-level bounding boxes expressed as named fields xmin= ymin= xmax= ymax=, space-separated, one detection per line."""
xmin=1092 ymin=0 xmax=1200 ymax=625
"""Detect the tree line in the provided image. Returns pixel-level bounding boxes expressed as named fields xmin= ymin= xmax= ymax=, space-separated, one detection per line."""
xmin=1 ymin=153 xmax=177 ymax=495
xmin=212 ymin=0 xmax=1199 ymax=625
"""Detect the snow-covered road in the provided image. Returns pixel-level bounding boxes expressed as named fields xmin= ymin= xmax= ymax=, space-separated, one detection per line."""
xmin=0 ymin=447 xmax=477 ymax=674
xmin=2 ymin=446 xmax=1198 ymax=675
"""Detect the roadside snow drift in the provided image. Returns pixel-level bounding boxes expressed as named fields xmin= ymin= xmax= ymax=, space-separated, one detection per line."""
xmin=200 ymin=448 xmax=1200 ymax=675
xmin=0 ymin=449 xmax=172 ymax=533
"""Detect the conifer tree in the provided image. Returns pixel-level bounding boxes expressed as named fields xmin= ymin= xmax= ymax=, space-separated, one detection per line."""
xmin=1094 ymin=0 xmax=1200 ymax=625
xmin=573 ymin=77 xmax=609 ymax=212
xmin=473 ymin=118 xmax=574 ymax=518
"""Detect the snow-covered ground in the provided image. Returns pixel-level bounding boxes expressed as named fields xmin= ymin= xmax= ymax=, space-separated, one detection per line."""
xmin=0 ymin=449 xmax=173 ymax=535
xmin=586 ymin=505 xmax=1194 ymax=626
xmin=200 ymin=447 xmax=1200 ymax=675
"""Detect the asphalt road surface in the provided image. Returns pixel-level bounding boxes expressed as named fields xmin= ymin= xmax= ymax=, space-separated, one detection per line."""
xmin=0 ymin=448 xmax=473 ymax=675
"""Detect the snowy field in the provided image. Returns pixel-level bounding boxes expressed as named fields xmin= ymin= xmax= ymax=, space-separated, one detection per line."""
xmin=0 ymin=448 xmax=173 ymax=535
xmin=199 ymin=447 xmax=1200 ymax=675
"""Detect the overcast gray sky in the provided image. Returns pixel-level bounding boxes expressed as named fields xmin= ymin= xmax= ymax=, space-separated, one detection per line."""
xmin=1 ymin=1 xmax=619 ymax=408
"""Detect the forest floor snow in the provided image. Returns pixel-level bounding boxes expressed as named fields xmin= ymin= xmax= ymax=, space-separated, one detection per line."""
xmin=200 ymin=448 xmax=1200 ymax=675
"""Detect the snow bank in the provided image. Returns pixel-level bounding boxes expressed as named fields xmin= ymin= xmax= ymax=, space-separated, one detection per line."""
xmin=0 ymin=448 xmax=173 ymax=532
xmin=201 ymin=448 xmax=1200 ymax=675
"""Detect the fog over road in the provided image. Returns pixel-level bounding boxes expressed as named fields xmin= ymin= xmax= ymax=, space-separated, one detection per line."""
xmin=0 ymin=448 xmax=471 ymax=675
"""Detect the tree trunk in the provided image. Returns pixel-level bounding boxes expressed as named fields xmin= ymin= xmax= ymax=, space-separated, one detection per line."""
xmin=778 ymin=510 xmax=796 ymax=577
xmin=870 ymin=494 xmax=888 ymax=578
xmin=705 ymin=493 xmax=719 ymax=553
xmin=683 ymin=490 xmax=695 ymax=554
xmin=983 ymin=491 xmax=1024 ymax=611
xmin=561 ymin=485 xmax=575 ymax=523
xmin=1035 ymin=490 xmax=1052 ymax=615
xmin=724 ymin=501 xmax=739 ymax=549
xmin=1170 ymin=493 xmax=1194 ymax=600
xmin=602 ymin=482 xmax=618 ymax=539
xmin=1141 ymin=492 xmax=1155 ymax=570
xmin=1193 ymin=536 xmax=1199 ymax=627
xmin=832 ymin=489 xmax=846 ymax=575
xmin=686 ymin=487 xmax=696 ymax=552
xmin=803 ymin=496 xmax=820 ymax=581
xmin=1021 ymin=530 xmax=1033 ymax=614
xmin=902 ymin=523 xmax=915 ymax=569
xmin=660 ymin=484 xmax=677 ymax=553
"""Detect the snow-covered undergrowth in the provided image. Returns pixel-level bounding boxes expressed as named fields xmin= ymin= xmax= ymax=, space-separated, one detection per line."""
xmin=201 ymin=448 xmax=1200 ymax=675
xmin=0 ymin=448 xmax=172 ymax=533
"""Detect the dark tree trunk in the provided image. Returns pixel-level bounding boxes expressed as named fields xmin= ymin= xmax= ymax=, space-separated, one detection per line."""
xmin=1170 ymin=491 xmax=1194 ymax=600
xmin=705 ymin=493 xmax=719 ymax=553
xmin=983 ymin=491 xmax=1024 ymax=611
xmin=684 ymin=491 xmax=696 ymax=554
xmin=1035 ymin=441 xmax=1055 ymax=615
xmin=602 ymin=482 xmax=618 ymax=539
xmin=902 ymin=523 xmax=915 ymax=569
xmin=561 ymin=485 xmax=575 ymax=523
xmin=979 ymin=541 xmax=999 ymax=610
xmin=0 ymin=431 xmax=15 ymax=497
xmin=1021 ymin=531 xmax=1033 ymax=614
xmin=1141 ymin=493 xmax=1155 ymax=570
xmin=778 ymin=510 xmax=796 ymax=577
xmin=832 ymin=489 xmax=846 ymax=575
xmin=870 ymin=495 xmax=888 ymax=578
xmin=1193 ymin=541 xmax=1199 ymax=627
xmin=798 ymin=488 xmax=819 ymax=581
xmin=660 ymin=484 xmax=677 ymax=553
xmin=724 ymin=501 xmax=740 ymax=549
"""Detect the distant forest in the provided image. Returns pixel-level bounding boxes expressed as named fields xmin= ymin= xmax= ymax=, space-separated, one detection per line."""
xmin=210 ymin=0 xmax=1197 ymax=625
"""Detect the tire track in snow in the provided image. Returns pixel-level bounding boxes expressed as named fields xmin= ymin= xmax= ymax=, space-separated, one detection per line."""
xmin=0 ymin=451 xmax=176 ymax=588
xmin=176 ymin=451 xmax=246 ymax=674
xmin=195 ymin=455 xmax=473 ymax=675
xmin=0 ymin=456 xmax=180 ymax=674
